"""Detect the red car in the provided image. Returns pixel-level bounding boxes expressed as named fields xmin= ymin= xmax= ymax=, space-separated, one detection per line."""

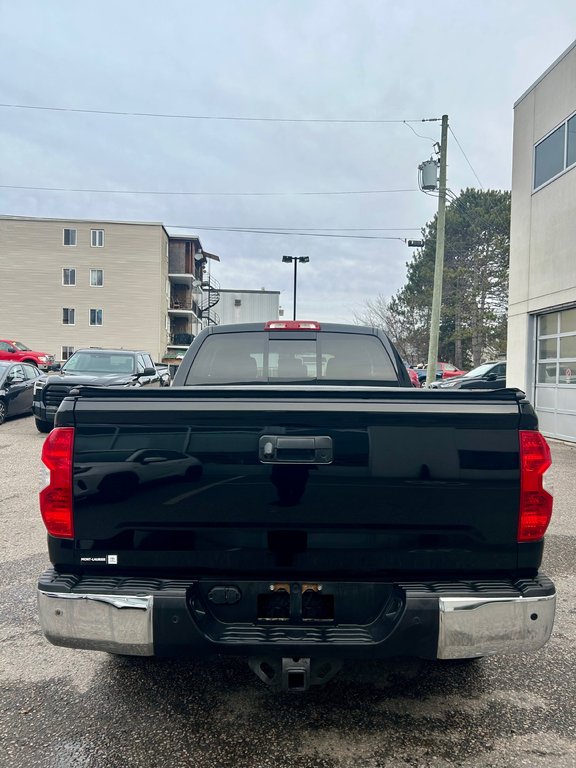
xmin=416 ymin=362 xmax=467 ymax=384
xmin=437 ymin=362 xmax=467 ymax=379
xmin=0 ymin=340 xmax=58 ymax=371
xmin=406 ymin=367 xmax=421 ymax=387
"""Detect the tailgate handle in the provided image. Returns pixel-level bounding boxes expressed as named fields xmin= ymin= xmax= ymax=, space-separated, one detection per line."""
xmin=259 ymin=435 xmax=333 ymax=464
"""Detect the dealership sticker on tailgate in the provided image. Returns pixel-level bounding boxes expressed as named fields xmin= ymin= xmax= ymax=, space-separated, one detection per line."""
xmin=80 ymin=555 xmax=118 ymax=564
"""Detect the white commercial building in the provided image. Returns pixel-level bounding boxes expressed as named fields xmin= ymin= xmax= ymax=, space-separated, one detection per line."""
xmin=508 ymin=40 xmax=576 ymax=442
xmin=216 ymin=289 xmax=280 ymax=326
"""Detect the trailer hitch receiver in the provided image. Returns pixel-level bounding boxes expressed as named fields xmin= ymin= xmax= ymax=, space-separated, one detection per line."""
xmin=248 ymin=656 xmax=342 ymax=692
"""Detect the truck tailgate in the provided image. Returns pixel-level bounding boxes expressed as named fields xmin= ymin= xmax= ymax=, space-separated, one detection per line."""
xmin=53 ymin=386 xmax=535 ymax=576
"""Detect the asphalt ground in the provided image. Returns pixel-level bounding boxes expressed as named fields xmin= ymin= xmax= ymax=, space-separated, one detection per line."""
xmin=0 ymin=414 xmax=574 ymax=768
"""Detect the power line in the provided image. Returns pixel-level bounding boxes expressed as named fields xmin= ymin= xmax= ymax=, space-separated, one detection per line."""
xmin=0 ymin=102 xmax=442 ymax=124
xmin=0 ymin=183 xmax=419 ymax=197
xmin=166 ymin=224 xmax=409 ymax=241
xmin=171 ymin=226 xmax=422 ymax=232
xmin=448 ymin=126 xmax=484 ymax=189
xmin=403 ymin=121 xmax=438 ymax=143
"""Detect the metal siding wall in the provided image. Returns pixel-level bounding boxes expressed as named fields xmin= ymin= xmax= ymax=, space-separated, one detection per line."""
xmin=216 ymin=292 xmax=280 ymax=325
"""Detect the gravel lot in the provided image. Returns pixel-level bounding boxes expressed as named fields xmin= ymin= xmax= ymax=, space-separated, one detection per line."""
xmin=1 ymin=414 xmax=575 ymax=768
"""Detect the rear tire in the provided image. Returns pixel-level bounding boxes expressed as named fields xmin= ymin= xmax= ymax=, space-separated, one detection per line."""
xmin=35 ymin=418 xmax=52 ymax=433
xmin=0 ymin=399 xmax=7 ymax=425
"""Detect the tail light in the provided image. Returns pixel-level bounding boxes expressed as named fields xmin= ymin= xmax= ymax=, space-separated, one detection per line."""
xmin=518 ymin=430 xmax=553 ymax=542
xmin=264 ymin=320 xmax=321 ymax=330
xmin=40 ymin=427 xmax=74 ymax=538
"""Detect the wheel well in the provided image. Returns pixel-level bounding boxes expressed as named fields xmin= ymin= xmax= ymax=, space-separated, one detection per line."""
xmin=22 ymin=358 xmax=38 ymax=366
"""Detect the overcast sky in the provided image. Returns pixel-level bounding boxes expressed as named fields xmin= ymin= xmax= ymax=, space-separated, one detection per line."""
xmin=1 ymin=1 xmax=576 ymax=322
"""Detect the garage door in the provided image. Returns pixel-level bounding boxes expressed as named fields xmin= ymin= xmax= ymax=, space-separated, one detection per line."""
xmin=535 ymin=307 xmax=576 ymax=442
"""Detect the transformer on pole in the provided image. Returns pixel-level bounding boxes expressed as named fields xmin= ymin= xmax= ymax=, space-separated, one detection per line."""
xmin=418 ymin=159 xmax=439 ymax=191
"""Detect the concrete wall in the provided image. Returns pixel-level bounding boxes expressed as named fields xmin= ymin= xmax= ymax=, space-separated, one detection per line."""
xmin=0 ymin=217 xmax=167 ymax=362
xmin=508 ymin=42 xmax=576 ymax=393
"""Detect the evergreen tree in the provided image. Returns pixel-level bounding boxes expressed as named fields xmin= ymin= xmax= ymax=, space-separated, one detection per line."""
xmin=357 ymin=188 xmax=510 ymax=368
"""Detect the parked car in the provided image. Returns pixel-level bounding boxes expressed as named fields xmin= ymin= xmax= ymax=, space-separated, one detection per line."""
xmin=430 ymin=361 xmax=507 ymax=390
xmin=32 ymin=347 xmax=162 ymax=432
xmin=404 ymin=364 xmax=421 ymax=388
xmin=416 ymin=362 xmax=467 ymax=384
xmin=0 ymin=339 xmax=58 ymax=371
xmin=0 ymin=361 xmax=45 ymax=424
xmin=154 ymin=363 xmax=172 ymax=387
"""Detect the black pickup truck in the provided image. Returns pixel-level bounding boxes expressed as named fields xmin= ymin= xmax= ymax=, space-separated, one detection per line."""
xmin=33 ymin=347 xmax=162 ymax=432
xmin=37 ymin=321 xmax=555 ymax=691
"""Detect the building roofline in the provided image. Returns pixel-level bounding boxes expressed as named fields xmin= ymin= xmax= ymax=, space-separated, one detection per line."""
xmin=514 ymin=38 xmax=576 ymax=108
xmin=164 ymin=227 xmax=201 ymax=239
xmin=0 ymin=214 xmax=171 ymax=238
xmin=219 ymin=288 xmax=281 ymax=295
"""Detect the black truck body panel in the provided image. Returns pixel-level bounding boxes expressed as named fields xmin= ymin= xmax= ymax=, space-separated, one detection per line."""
xmin=50 ymin=386 xmax=540 ymax=578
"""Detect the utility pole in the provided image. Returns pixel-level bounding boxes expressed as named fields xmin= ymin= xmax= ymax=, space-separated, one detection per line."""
xmin=425 ymin=114 xmax=449 ymax=387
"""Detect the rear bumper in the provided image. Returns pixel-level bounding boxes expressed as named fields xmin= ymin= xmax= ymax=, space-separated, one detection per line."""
xmin=37 ymin=570 xmax=556 ymax=660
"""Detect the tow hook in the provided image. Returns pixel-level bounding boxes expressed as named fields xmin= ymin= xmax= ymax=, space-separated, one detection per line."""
xmin=248 ymin=656 xmax=342 ymax=692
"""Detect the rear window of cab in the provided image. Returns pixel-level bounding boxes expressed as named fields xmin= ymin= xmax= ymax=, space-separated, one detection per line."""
xmin=184 ymin=331 xmax=399 ymax=386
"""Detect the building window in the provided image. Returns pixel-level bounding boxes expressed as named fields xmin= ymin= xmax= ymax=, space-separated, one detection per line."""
xmin=62 ymin=268 xmax=76 ymax=286
xmin=567 ymin=114 xmax=576 ymax=169
xmin=89 ymin=308 xmax=103 ymax=326
xmin=536 ymin=308 xmax=576 ymax=385
xmin=534 ymin=110 xmax=576 ymax=190
xmin=63 ymin=228 xmax=77 ymax=246
xmin=90 ymin=269 xmax=104 ymax=286
xmin=91 ymin=229 xmax=104 ymax=247
xmin=62 ymin=308 xmax=75 ymax=325
xmin=61 ymin=346 xmax=75 ymax=361
xmin=534 ymin=125 xmax=565 ymax=189
xmin=234 ymin=299 xmax=242 ymax=307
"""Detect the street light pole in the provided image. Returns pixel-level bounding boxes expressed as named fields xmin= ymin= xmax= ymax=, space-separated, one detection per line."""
xmin=282 ymin=256 xmax=309 ymax=320
xmin=292 ymin=258 xmax=298 ymax=320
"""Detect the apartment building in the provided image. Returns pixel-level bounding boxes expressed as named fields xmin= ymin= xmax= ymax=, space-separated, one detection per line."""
xmin=0 ymin=216 xmax=214 ymax=364
xmin=508 ymin=40 xmax=576 ymax=442
xmin=165 ymin=231 xmax=221 ymax=362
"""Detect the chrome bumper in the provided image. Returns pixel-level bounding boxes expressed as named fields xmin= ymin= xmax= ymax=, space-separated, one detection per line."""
xmin=437 ymin=593 xmax=556 ymax=658
xmin=38 ymin=591 xmax=154 ymax=655
xmin=38 ymin=586 xmax=556 ymax=659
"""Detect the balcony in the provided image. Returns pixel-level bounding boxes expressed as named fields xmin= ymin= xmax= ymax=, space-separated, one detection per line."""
xmin=168 ymin=297 xmax=200 ymax=316
xmin=169 ymin=332 xmax=193 ymax=346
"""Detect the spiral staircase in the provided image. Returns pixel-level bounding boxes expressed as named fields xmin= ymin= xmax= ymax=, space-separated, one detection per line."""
xmin=198 ymin=273 xmax=221 ymax=326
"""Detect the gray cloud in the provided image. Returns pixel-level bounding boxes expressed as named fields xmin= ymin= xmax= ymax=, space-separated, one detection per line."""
xmin=1 ymin=0 xmax=576 ymax=321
